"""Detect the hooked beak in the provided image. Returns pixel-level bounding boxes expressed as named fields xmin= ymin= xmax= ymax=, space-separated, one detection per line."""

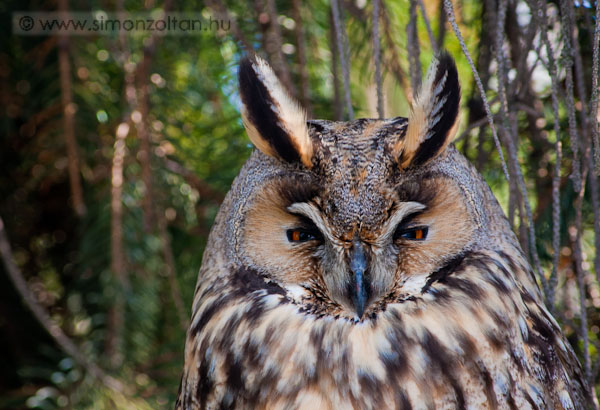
xmin=349 ymin=239 xmax=370 ymax=319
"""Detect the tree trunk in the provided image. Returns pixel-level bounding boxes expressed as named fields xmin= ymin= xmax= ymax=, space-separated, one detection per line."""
xmin=58 ymin=0 xmax=85 ymax=217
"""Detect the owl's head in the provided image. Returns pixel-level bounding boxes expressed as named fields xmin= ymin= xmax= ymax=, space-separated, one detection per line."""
xmin=231 ymin=54 xmax=494 ymax=321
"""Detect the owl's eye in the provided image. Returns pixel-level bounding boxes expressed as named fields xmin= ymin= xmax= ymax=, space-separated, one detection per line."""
xmin=287 ymin=228 xmax=322 ymax=243
xmin=395 ymin=226 xmax=429 ymax=241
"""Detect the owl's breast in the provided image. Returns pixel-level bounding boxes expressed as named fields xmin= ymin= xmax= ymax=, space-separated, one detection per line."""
xmin=177 ymin=253 xmax=588 ymax=409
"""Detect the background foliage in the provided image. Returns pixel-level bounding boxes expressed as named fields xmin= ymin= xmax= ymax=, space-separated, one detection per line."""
xmin=1 ymin=0 xmax=599 ymax=408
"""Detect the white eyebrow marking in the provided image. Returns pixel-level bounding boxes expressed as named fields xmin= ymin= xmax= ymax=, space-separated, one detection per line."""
xmin=288 ymin=201 xmax=426 ymax=248
xmin=287 ymin=202 xmax=343 ymax=247
xmin=372 ymin=202 xmax=426 ymax=247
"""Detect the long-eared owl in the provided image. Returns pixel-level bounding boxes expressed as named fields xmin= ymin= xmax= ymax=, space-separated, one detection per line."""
xmin=176 ymin=53 xmax=592 ymax=409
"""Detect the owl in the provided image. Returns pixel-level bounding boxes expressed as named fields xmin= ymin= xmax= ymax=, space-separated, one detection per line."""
xmin=176 ymin=53 xmax=592 ymax=409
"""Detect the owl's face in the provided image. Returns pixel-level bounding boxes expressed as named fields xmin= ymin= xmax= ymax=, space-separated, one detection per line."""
xmin=237 ymin=55 xmax=473 ymax=321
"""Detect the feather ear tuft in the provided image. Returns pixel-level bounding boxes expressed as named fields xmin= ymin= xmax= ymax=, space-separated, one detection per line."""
xmin=394 ymin=52 xmax=461 ymax=168
xmin=238 ymin=56 xmax=313 ymax=168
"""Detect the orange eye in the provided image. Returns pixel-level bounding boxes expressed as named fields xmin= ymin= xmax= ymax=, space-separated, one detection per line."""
xmin=292 ymin=230 xmax=301 ymax=241
xmin=286 ymin=228 xmax=322 ymax=243
xmin=397 ymin=226 xmax=429 ymax=241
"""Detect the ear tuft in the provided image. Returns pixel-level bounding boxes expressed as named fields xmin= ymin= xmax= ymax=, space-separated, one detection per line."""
xmin=395 ymin=52 xmax=461 ymax=168
xmin=238 ymin=56 xmax=313 ymax=167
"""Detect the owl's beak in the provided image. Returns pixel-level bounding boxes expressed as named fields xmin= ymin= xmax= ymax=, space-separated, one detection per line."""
xmin=349 ymin=239 xmax=370 ymax=319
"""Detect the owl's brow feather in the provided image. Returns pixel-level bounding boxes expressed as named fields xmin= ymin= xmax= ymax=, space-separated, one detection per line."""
xmin=287 ymin=202 xmax=340 ymax=246
xmin=372 ymin=202 xmax=425 ymax=247
xmin=394 ymin=174 xmax=439 ymax=206
xmin=276 ymin=176 xmax=321 ymax=206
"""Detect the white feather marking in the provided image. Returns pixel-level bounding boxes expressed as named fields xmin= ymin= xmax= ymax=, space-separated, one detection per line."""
xmin=249 ymin=57 xmax=313 ymax=167
xmin=433 ymin=71 xmax=447 ymax=97
xmin=396 ymin=55 xmax=460 ymax=167
xmin=518 ymin=316 xmax=529 ymax=341
xmin=559 ymin=389 xmax=575 ymax=410
xmin=402 ymin=274 xmax=430 ymax=294
xmin=372 ymin=202 xmax=426 ymax=247
xmin=241 ymin=111 xmax=276 ymax=158
xmin=400 ymin=56 xmax=441 ymax=161
xmin=527 ymin=383 xmax=545 ymax=407
xmin=285 ymin=284 xmax=309 ymax=301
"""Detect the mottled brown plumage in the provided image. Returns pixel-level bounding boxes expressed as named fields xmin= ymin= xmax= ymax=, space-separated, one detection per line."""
xmin=176 ymin=54 xmax=591 ymax=409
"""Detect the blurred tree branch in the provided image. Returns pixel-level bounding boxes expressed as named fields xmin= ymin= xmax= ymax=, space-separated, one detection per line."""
xmin=58 ymin=0 xmax=86 ymax=217
xmin=331 ymin=0 xmax=353 ymax=119
xmin=292 ymin=0 xmax=312 ymax=116
xmin=372 ymin=0 xmax=384 ymax=118
xmin=163 ymin=158 xmax=225 ymax=204
xmin=0 ymin=216 xmax=127 ymax=395
xmin=380 ymin=1 xmax=411 ymax=102
xmin=406 ymin=0 xmax=422 ymax=94
xmin=105 ymin=0 xmax=175 ymax=370
xmin=158 ymin=215 xmax=188 ymax=332
xmin=329 ymin=10 xmax=343 ymax=121
xmin=265 ymin=0 xmax=296 ymax=97
xmin=206 ymin=0 xmax=255 ymax=55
